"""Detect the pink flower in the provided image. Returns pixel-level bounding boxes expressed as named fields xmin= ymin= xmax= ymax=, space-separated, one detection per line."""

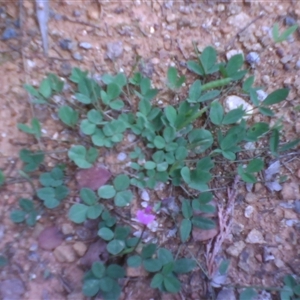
xmin=136 ymin=206 xmax=155 ymax=225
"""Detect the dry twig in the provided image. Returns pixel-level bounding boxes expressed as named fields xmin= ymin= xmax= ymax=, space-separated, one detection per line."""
xmin=205 ymin=175 xmax=239 ymax=278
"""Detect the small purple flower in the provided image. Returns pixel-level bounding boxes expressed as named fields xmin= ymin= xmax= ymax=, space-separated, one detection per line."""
xmin=136 ymin=206 xmax=155 ymax=225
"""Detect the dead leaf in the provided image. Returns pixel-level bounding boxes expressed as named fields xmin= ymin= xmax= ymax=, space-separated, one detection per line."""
xmin=76 ymin=164 xmax=111 ymax=190
xmin=80 ymin=240 xmax=109 ymax=267
xmin=38 ymin=226 xmax=63 ymax=250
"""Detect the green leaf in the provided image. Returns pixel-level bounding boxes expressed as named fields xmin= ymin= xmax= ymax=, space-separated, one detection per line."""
xmin=58 ymin=106 xmax=79 ymax=127
xmin=141 ymin=243 xmax=156 ymax=259
xmin=279 ymin=139 xmax=300 ymax=152
xmin=188 ymin=80 xmax=202 ymax=102
xmin=98 ymin=185 xmax=116 ymax=199
xmin=164 ymin=106 xmax=177 ymax=126
xmin=198 ymin=90 xmax=220 ymax=102
xmin=187 ymin=60 xmax=204 ymax=76
xmin=167 ymin=67 xmax=178 ymax=88
xmin=87 ymin=204 xmax=103 ymax=219
xmin=19 ymin=149 xmax=44 ymax=172
xmin=55 ymin=185 xmax=69 ymax=201
xmin=175 ymin=146 xmax=188 ymax=160
xmin=10 ymin=210 xmax=26 ymax=223
xmin=284 ymin=275 xmax=297 ymax=288
xmin=80 ymin=120 xmax=96 ymax=135
xmin=82 ymin=279 xmax=101 ymax=297
xmin=273 ymin=23 xmax=298 ymax=43
xmin=99 ymin=277 xmax=114 ymax=292
xmin=180 ymin=219 xmax=192 ymax=243
xmin=17 ymin=123 xmax=33 ymax=135
xmin=23 ymin=84 xmax=41 ymax=98
xmin=80 ymin=188 xmax=97 ymax=205
xmin=173 ymin=258 xmax=196 ymax=274
xmin=226 ymin=54 xmax=244 ymax=77
xmin=107 ymin=83 xmax=121 ymax=100
xmin=188 ymin=128 xmax=213 ymax=153
xmin=68 ymin=204 xmax=88 ymax=223
xmin=106 ymin=264 xmax=125 ymax=279
xmin=19 ymin=198 xmax=34 ymax=212
xmin=279 ymin=24 xmax=298 ymax=42
xmin=246 ymin=159 xmax=264 ymax=173
xmin=0 ymin=255 xmax=8 ymax=268
xmin=182 ymin=199 xmax=192 ymax=219
xmin=210 ymin=101 xmax=224 ymax=125
xmin=0 ymin=170 xmax=5 ymax=186
xmin=75 ymin=93 xmax=91 ymax=104
xmin=114 ymin=190 xmax=133 ymax=207
xmin=262 ymin=88 xmax=289 ymax=106
xmin=69 ymin=67 xmax=87 ymax=83
xmin=181 ymin=166 xmax=191 ymax=184
xmin=192 ymin=200 xmax=215 ymax=214
xmin=200 ymin=46 xmax=217 ymax=74
xmin=143 ymin=258 xmax=163 ymax=272
xmin=192 ymin=216 xmax=216 ymax=229
xmin=157 ymin=248 xmax=173 ymax=265
xmin=247 ymin=122 xmax=269 ymax=141
xmin=68 ymin=145 xmax=92 ymax=169
xmin=163 ymin=275 xmax=181 ymax=293
xmin=127 ymin=255 xmax=142 ymax=267
xmin=37 ymin=187 xmax=55 ymax=202
xmin=198 ymin=192 xmax=213 ymax=203
xmin=114 ymin=226 xmax=130 ymax=240
xmin=259 ymin=106 xmax=274 ymax=116
xmin=87 ymin=109 xmax=103 ymax=124
xmin=239 ymin=287 xmax=258 ymax=300
xmin=219 ymin=259 xmax=230 ymax=275
xmin=113 ymin=174 xmax=130 ymax=191
xmin=197 ymin=157 xmax=214 ymax=171
xmin=86 ymin=147 xmax=98 ymax=164
xmin=242 ymin=76 xmax=254 ymax=93
xmin=272 ymin=22 xmax=280 ymax=42
xmin=107 ymin=240 xmax=125 ymax=255
xmin=109 ymin=99 xmax=124 ymax=111
xmin=294 ymin=285 xmax=300 ymax=296
xmin=92 ymin=261 xmax=106 ymax=278
xmin=101 ymin=281 xmax=121 ymax=300
xmin=154 ymin=136 xmax=166 ymax=149
xmin=222 ymin=108 xmax=245 ymax=125
xmin=98 ymin=227 xmax=114 ymax=241
xmin=144 ymin=161 xmax=156 ymax=170
xmin=163 ymin=127 xmax=176 ymax=143
xmin=150 ymin=273 xmax=164 ymax=289
xmin=269 ymin=129 xmax=279 ymax=155
xmin=39 ymin=78 xmax=52 ymax=98
xmin=238 ymin=166 xmax=257 ymax=183
xmin=26 ymin=210 xmax=37 ymax=226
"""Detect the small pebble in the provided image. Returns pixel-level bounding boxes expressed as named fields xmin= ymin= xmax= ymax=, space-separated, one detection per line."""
xmin=295 ymin=60 xmax=300 ymax=70
xmin=295 ymin=200 xmax=300 ymax=214
xmin=179 ymin=5 xmax=191 ymax=14
xmin=244 ymin=205 xmax=254 ymax=218
xmin=141 ymin=190 xmax=150 ymax=201
xmin=117 ymin=152 xmax=127 ymax=161
xmin=106 ymin=41 xmax=123 ymax=60
xmin=73 ymin=9 xmax=81 ymax=17
xmin=79 ymin=42 xmax=92 ymax=50
xmin=127 ymin=133 xmax=136 ymax=143
xmin=59 ymin=39 xmax=73 ymax=51
xmin=73 ymin=52 xmax=83 ymax=61
xmin=284 ymin=16 xmax=296 ymax=26
xmin=246 ymin=52 xmax=260 ymax=65
xmin=2 ymin=27 xmax=17 ymax=40
xmin=286 ymin=219 xmax=298 ymax=227
xmin=256 ymin=90 xmax=268 ymax=101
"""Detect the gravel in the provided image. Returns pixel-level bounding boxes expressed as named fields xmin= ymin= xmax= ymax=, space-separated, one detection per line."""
xmin=2 ymin=27 xmax=17 ymax=40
